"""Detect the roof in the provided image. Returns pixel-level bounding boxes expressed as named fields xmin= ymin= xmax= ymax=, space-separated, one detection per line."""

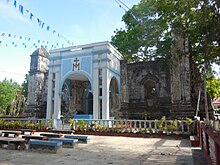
xmin=31 ymin=45 xmax=49 ymax=58
xmin=212 ymin=97 xmax=220 ymax=105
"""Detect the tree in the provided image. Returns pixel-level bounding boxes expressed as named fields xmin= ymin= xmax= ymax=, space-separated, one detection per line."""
xmin=0 ymin=79 xmax=21 ymax=115
xmin=21 ymin=74 xmax=29 ymax=98
xmin=111 ymin=0 xmax=220 ymax=67
xmin=206 ymin=76 xmax=220 ymax=100
xmin=111 ymin=0 xmax=220 ymax=119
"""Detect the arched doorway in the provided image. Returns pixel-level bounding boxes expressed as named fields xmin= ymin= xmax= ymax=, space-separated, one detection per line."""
xmin=144 ymin=79 xmax=157 ymax=107
xmin=109 ymin=77 xmax=120 ymax=117
xmin=61 ymin=73 xmax=93 ymax=118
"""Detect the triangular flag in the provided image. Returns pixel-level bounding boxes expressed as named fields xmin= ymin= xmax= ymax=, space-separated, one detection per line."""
xmin=37 ymin=18 xmax=42 ymax=27
xmin=30 ymin=13 xmax=34 ymax=20
xmin=41 ymin=22 xmax=45 ymax=28
xmin=1 ymin=33 xmax=5 ymax=37
xmin=13 ymin=0 xmax=17 ymax=8
xmin=46 ymin=26 xmax=50 ymax=31
xmin=19 ymin=5 xmax=24 ymax=14
xmin=8 ymin=34 xmax=11 ymax=37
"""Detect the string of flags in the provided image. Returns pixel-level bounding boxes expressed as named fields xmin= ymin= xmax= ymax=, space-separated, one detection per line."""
xmin=0 ymin=32 xmax=64 ymax=49
xmin=3 ymin=0 xmax=71 ymax=45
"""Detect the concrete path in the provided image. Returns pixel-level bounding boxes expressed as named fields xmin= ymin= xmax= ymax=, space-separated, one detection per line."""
xmin=0 ymin=135 xmax=203 ymax=165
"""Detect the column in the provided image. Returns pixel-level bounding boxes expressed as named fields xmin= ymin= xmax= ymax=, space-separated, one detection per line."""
xmin=54 ymin=72 xmax=61 ymax=119
xmin=93 ymin=68 xmax=99 ymax=119
xmin=46 ymin=71 xmax=53 ymax=119
xmin=102 ymin=68 xmax=109 ymax=120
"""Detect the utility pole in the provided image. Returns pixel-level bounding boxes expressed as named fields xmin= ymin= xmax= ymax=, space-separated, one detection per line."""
xmin=204 ymin=53 xmax=209 ymax=120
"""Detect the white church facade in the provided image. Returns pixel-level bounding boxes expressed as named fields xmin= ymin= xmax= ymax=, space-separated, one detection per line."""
xmin=46 ymin=41 xmax=122 ymax=120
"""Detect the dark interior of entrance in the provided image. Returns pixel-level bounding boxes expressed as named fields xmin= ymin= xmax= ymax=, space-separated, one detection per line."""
xmin=61 ymin=78 xmax=93 ymax=119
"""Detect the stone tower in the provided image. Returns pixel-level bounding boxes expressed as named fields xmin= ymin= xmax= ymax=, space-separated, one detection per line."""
xmin=26 ymin=46 xmax=49 ymax=118
xmin=169 ymin=23 xmax=195 ymax=117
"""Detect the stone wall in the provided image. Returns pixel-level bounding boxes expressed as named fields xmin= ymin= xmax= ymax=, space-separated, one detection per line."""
xmin=120 ymin=60 xmax=171 ymax=119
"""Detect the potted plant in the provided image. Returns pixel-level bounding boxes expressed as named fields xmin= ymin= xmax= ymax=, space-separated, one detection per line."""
xmin=147 ymin=127 xmax=153 ymax=134
xmin=68 ymin=118 xmax=75 ymax=130
xmin=14 ymin=120 xmax=22 ymax=129
xmin=0 ymin=119 xmax=5 ymax=129
xmin=47 ymin=119 xmax=54 ymax=129
xmin=155 ymin=116 xmax=166 ymax=133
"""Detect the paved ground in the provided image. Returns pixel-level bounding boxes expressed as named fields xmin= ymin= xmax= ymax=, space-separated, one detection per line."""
xmin=192 ymin=148 xmax=208 ymax=165
xmin=0 ymin=135 xmax=207 ymax=165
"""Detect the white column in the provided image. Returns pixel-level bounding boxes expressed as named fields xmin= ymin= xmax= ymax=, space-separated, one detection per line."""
xmin=102 ymin=68 xmax=109 ymax=120
xmin=93 ymin=68 xmax=99 ymax=119
xmin=54 ymin=71 xmax=61 ymax=119
xmin=46 ymin=71 xmax=53 ymax=119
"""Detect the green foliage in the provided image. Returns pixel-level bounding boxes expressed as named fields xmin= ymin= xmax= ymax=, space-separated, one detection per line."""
xmin=0 ymin=79 xmax=22 ymax=115
xmin=48 ymin=119 xmax=54 ymax=127
xmin=75 ymin=119 xmax=88 ymax=131
xmin=68 ymin=118 xmax=74 ymax=127
xmin=111 ymin=0 xmax=220 ymax=72
xmin=155 ymin=116 xmax=166 ymax=131
xmin=215 ymin=108 xmax=220 ymax=114
xmin=185 ymin=117 xmax=193 ymax=126
xmin=206 ymin=76 xmax=220 ymax=100
xmin=164 ymin=120 xmax=178 ymax=133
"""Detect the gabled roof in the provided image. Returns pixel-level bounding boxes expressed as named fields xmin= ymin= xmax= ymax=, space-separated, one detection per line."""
xmin=212 ymin=97 xmax=220 ymax=105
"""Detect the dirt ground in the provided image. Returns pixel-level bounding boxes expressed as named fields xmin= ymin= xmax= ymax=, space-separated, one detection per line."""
xmin=0 ymin=134 xmax=195 ymax=165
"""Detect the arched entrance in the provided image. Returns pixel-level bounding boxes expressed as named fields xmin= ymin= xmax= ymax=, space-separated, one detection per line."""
xmin=109 ymin=77 xmax=120 ymax=117
xmin=46 ymin=42 xmax=123 ymax=120
xmin=61 ymin=73 xmax=93 ymax=118
xmin=144 ymin=79 xmax=157 ymax=107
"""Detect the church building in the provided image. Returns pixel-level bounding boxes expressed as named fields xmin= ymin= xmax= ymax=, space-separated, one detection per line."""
xmin=27 ymin=27 xmax=210 ymax=120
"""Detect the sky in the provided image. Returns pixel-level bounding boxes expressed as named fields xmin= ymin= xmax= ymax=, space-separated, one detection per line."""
xmin=0 ymin=0 xmax=141 ymax=84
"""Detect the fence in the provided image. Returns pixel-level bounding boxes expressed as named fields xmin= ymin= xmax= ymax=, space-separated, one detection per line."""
xmin=65 ymin=119 xmax=194 ymax=135
xmin=0 ymin=118 xmax=194 ymax=135
xmin=197 ymin=119 xmax=220 ymax=165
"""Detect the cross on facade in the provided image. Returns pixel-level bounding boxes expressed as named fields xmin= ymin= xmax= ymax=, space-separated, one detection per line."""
xmin=73 ymin=57 xmax=80 ymax=70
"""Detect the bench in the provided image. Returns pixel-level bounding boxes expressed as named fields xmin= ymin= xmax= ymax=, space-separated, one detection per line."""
xmin=2 ymin=131 xmax=22 ymax=138
xmin=48 ymin=130 xmax=74 ymax=134
xmin=64 ymin=135 xmax=90 ymax=144
xmin=48 ymin=138 xmax=78 ymax=148
xmin=190 ymin=135 xmax=200 ymax=147
xmin=40 ymin=133 xmax=63 ymax=138
xmin=0 ymin=137 xmax=26 ymax=150
xmin=28 ymin=139 xmax=62 ymax=153
xmin=22 ymin=135 xmax=48 ymax=141
xmin=19 ymin=129 xmax=36 ymax=135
